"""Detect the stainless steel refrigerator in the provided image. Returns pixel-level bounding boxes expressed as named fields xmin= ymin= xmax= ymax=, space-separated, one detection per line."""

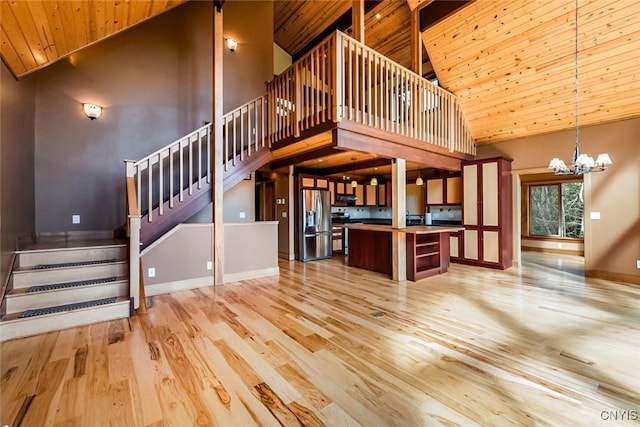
xmin=301 ymin=189 xmax=331 ymax=261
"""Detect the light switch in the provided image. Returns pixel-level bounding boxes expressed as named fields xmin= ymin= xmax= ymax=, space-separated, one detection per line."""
xmin=148 ymin=267 xmax=156 ymax=278
xmin=239 ymin=212 xmax=246 ymax=218
xmin=72 ymin=215 xmax=81 ymax=224
xmin=282 ymin=212 xmax=287 ymax=218
xmin=590 ymin=212 xmax=601 ymax=220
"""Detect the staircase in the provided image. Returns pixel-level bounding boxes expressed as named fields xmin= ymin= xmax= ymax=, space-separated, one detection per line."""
xmin=0 ymin=241 xmax=131 ymax=342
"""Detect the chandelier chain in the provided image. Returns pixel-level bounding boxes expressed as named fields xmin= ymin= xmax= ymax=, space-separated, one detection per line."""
xmin=574 ymin=0 xmax=579 ymax=149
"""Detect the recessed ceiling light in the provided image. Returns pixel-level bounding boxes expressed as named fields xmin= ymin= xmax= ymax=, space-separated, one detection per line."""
xmin=375 ymin=13 xmax=382 ymax=20
xmin=318 ymin=159 xmax=324 ymax=162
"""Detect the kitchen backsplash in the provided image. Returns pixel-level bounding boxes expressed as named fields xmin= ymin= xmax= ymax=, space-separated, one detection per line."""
xmin=428 ymin=205 xmax=462 ymax=221
xmin=332 ymin=205 xmax=462 ymax=221
xmin=331 ymin=206 xmax=392 ymax=219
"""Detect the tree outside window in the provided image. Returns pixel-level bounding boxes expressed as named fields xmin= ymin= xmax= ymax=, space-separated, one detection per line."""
xmin=529 ymin=182 xmax=584 ymax=239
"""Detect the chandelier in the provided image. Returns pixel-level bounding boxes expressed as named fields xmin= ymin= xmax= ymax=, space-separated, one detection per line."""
xmin=548 ymin=0 xmax=612 ymax=176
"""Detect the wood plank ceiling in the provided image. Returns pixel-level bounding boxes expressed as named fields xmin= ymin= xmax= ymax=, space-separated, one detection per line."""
xmin=0 ymin=0 xmax=187 ymax=77
xmin=274 ymin=0 xmax=413 ymax=69
xmin=422 ymin=0 xmax=640 ymax=144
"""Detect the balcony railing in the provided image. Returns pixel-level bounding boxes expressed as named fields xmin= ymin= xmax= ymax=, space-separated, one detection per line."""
xmin=267 ymin=30 xmax=475 ymax=156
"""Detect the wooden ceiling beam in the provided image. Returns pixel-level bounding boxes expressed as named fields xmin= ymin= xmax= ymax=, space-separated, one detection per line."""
xmin=407 ymin=0 xmax=435 ymax=13
xmin=317 ymin=157 xmax=392 ymax=176
xmin=269 ymin=146 xmax=339 ymax=170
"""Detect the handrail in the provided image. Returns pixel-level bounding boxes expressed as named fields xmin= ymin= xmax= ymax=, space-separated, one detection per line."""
xmin=267 ymin=30 xmax=476 ymax=156
xmin=222 ymin=95 xmax=268 ymax=171
xmin=123 ymin=95 xmax=269 ymax=309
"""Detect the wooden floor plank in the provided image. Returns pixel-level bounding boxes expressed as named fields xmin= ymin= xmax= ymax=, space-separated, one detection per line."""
xmin=1 ymin=252 xmax=639 ymax=426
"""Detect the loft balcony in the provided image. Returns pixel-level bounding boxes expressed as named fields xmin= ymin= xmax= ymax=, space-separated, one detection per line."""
xmin=265 ymin=30 xmax=475 ymax=172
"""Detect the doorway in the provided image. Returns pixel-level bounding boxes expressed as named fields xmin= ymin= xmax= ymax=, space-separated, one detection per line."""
xmin=256 ymin=181 xmax=276 ymax=221
xmin=516 ymin=172 xmax=585 ymax=273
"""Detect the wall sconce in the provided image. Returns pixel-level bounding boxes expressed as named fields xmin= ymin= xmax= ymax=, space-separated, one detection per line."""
xmin=83 ymin=103 xmax=102 ymax=120
xmin=226 ymin=38 xmax=238 ymax=52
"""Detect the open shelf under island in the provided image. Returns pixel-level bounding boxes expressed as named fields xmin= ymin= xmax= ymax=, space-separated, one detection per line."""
xmin=334 ymin=224 xmax=465 ymax=281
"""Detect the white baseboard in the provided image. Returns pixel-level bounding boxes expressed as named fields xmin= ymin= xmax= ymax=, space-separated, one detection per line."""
xmin=223 ymin=267 xmax=279 ymax=284
xmin=145 ymin=276 xmax=214 ymax=296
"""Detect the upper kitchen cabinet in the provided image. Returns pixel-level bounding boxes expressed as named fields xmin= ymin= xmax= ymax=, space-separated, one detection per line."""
xmin=378 ymin=183 xmax=391 ymax=207
xmin=406 ymin=183 xmax=426 ymax=214
xmin=460 ymin=157 xmax=513 ymax=269
xmin=301 ymin=176 xmax=330 ymax=189
xmin=426 ymin=176 xmax=462 ymax=205
xmin=365 ymin=184 xmax=377 ymax=206
xmin=355 ymin=183 xmax=365 ymax=206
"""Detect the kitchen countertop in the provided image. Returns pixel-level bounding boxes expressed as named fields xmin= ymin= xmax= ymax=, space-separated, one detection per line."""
xmin=333 ymin=224 xmax=464 ymax=234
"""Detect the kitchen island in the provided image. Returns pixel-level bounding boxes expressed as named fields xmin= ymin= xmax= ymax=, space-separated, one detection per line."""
xmin=335 ymin=224 xmax=465 ymax=281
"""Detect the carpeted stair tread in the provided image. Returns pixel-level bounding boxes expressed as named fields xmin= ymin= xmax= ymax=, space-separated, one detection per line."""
xmin=19 ymin=297 xmax=118 ymax=318
xmin=32 ymin=259 xmax=118 ymax=270
xmin=25 ymin=277 xmax=118 ymax=293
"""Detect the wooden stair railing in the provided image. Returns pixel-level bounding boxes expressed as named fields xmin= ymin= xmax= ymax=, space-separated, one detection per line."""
xmin=267 ymin=30 xmax=476 ymax=156
xmin=124 ymin=95 xmax=269 ymax=310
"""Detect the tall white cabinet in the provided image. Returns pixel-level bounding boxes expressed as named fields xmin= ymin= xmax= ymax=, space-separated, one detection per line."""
xmin=460 ymin=157 xmax=513 ymax=269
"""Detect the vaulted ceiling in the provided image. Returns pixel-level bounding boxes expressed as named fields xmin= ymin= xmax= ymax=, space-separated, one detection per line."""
xmin=0 ymin=0 xmax=187 ymax=77
xmin=422 ymin=0 xmax=640 ymax=144
xmin=2 ymin=0 xmax=639 ymax=147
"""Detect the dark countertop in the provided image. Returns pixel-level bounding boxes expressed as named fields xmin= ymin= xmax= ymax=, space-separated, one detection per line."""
xmin=332 ymin=218 xmax=461 ymax=227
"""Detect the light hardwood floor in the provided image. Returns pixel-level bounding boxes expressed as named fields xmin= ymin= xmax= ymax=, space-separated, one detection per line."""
xmin=1 ymin=253 xmax=639 ymax=426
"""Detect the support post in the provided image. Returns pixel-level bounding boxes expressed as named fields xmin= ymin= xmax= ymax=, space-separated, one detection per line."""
xmin=288 ymin=165 xmax=295 ymax=261
xmin=392 ymin=159 xmax=407 ymax=281
xmin=213 ymin=4 xmax=224 ymax=285
xmin=352 ymin=0 xmax=365 ymax=43
xmin=411 ymin=8 xmax=422 ymax=75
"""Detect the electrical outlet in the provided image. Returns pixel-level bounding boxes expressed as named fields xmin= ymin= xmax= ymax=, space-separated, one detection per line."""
xmin=637 ymin=260 xmax=640 ymax=269
xmin=282 ymin=212 xmax=287 ymax=218
xmin=148 ymin=267 xmax=156 ymax=278
xmin=72 ymin=214 xmax=81 ymax=224
xmin=207 ymin=261 xmax=212 ymax=271
xmin=239 ymin=211 xmax=246 ymax=218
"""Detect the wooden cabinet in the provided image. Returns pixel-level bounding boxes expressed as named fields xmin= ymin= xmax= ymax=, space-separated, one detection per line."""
xmin=446 ymin=177 xmax=462 ymax=204
xmin=406 ymin=232 xmax=451 ymax=281
xmin=300 ymin=175 xmax=329 ymax=189
xmin=426 ymin=176 xmax=462 ymax=205
xmin=377 ymin=183 xmax=385 ymax=207
xmin=406 ymin=183 xmax=426 ymax=214
xmin=355 ymin=184 xmax=364 ymax=206
xmin=426 ymin=180 xmax=444 ymax=204
xmin=449 ymin=231 xmax=461 ymax=260
xmin=365 ymin=184 xmax=377 ymax=206
xmin=460 ymin=157 xmax=512 ymax=269
xmin=329 ymin=181 xmax=336 ymax=205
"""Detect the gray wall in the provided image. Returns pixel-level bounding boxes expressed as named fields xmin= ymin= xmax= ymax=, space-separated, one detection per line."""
xmin=1 ymin=60 xmax=36 ymax=283
xmin=30 ymin=1 xmax=273 ymax=232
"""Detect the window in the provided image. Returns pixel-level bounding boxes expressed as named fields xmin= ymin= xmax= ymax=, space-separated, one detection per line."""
xmin=529 ymin=182 xmax=584 ymax=239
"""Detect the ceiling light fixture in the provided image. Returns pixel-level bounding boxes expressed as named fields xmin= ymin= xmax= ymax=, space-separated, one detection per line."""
xmin=548 ymin=0 xmax=612 ymax=175
xmin=370 ymin=167 xmax=378 ymax=186
xmin=351 ymin=158 xmax=358 ymax=188
xmin=416 ymin=171 xmax=424 ymax=186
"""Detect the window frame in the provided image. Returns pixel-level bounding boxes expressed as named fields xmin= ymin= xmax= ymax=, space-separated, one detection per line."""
xmin=528 ymin=180 xmax=584 ymax=240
